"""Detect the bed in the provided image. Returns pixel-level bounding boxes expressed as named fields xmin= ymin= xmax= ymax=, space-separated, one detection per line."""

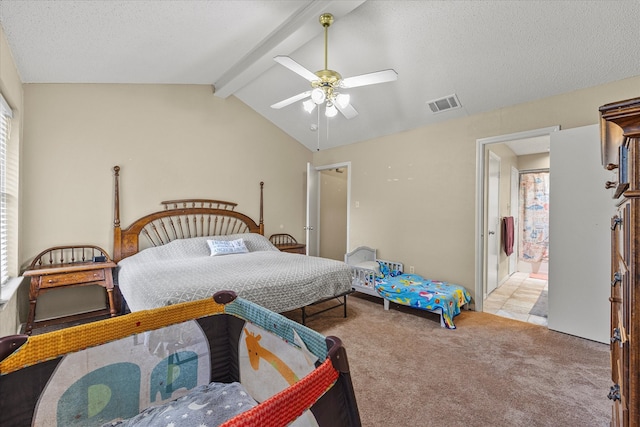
xmin=0 ymin=291 xmax=361 ymax=426
xmin=111 ymin=166 xmax=353 ymax=324
xmin=345 ymin=246 xmax=471 ymax=329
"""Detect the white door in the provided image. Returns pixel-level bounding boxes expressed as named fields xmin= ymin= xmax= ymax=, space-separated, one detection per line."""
xmin=509 ymin=166 xmax=519 ymax=275
xmin=548 ymin=124 xmax=612 ymax=343
xmin=486 ymin=152 xmax=501 ymax=295
xmin=305 ymin=162 xmax=319 ymax=256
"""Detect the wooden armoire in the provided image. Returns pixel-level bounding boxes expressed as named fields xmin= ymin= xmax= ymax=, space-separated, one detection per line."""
xmin=600 ymin=97 xmax=640 ymax=426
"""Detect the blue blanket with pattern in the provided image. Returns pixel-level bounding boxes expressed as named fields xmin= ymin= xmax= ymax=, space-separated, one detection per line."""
xmin=374 ymin=273 xmax=471 ymax=329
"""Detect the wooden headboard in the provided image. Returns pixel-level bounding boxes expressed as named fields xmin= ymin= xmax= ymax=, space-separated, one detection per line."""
xmin=112 ymin=166 xmax=264 ymax=262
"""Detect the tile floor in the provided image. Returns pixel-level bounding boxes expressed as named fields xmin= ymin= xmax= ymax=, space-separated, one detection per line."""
xmin=483 ymin=271 xmax=548 ymax=326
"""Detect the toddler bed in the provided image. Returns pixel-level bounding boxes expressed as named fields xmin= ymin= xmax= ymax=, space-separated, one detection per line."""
xmin=345 ymin=246 xmax=471 ymax=329
xmin=344 ymin=246 xmax=402 ymax=298
xmin=0 ymin=290 xmax=361 ymax=427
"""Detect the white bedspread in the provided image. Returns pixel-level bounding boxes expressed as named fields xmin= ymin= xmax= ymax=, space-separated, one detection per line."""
xmin=116 ymin=233 xmax=352 ymax=313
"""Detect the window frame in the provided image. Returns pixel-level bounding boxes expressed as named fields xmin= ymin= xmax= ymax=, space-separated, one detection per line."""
xmin=0 ymin=93 xmax=14 ymax=299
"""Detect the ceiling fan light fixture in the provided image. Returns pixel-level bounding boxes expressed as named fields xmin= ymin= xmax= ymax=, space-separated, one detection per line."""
xmin=303 ymin=99 xmax=316 ymax=113
xmin=325 ymin=103 xmax=338 ymax=118
xmin=272 ymin=11 xmax=396 ymax=124
xmin=336 ymin=93 xmax=350 ymax=108
xmin=311 ymin=88 xmax=326 ymax=104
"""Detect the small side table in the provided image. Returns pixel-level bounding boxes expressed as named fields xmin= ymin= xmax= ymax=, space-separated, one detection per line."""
xmin=269 ymin=233 xmax=306 ymax=254
xmin=274 ymin=243 xmax=306 ymax=254
xmin=23 ymin=245 xmax=118 ymax=335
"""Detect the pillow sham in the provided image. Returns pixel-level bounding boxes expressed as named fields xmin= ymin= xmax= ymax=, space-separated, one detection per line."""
xmin=207 ymin=233 xmax=279 ymax=252
xmin=207 ymin=238 xmax=249 ymax=256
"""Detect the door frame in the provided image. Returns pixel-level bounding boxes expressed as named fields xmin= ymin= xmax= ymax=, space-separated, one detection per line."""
xmin=306 ymin=161 xmax=351 ymax=256
xmin=486 ymin=151 xmax=501 ymax=297
xmin=475 ymin=126 xmax=559 ymax=311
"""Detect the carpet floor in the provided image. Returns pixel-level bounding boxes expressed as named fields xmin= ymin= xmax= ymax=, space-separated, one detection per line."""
xmin=284 ymin=293 xmax=610 ymax=427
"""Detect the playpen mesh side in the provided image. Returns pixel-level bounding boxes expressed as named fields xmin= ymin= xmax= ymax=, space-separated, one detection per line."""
xmin=1 ymin=294 xmax=361 ymax=427
xmin=220 ymin=358 xmax=339 ymax=427
xmin=0 ymin=297 xmax=226 ymax=375
xmin=221 ymin=298 xmax=355 ymax=426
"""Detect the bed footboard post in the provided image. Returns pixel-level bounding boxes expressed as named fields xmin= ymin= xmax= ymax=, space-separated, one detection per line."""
xmin=259 ymin=181 xmax=264 ymax=235
xmin=113 ymin=165 xmax=122 ymax=262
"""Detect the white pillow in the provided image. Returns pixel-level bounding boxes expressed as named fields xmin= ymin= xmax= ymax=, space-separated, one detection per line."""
xmin=207 ymin=238 xmax=249 ymax=256
xmin=354 ymin=261 xmax=380 ymax=273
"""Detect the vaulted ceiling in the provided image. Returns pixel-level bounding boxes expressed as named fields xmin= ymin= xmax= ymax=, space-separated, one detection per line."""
xmin=1 ymin=1 xmax=638 ymax=151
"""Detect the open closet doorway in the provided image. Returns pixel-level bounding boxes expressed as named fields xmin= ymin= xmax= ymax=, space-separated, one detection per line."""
xmin=475 ymin=127 xmax=557 ymax=326
xmin=305 ymin=162 xmax=351 ymax=260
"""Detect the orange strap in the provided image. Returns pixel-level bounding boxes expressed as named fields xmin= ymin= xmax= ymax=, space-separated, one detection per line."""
xmin=220 ymin=358 xmax=339 ymax=427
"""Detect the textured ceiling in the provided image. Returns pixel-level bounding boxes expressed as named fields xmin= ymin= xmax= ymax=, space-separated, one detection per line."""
xmin=1 ymin=0 xmax=639 ymax=152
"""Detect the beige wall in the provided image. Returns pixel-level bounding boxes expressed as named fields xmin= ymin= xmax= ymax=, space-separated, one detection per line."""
xmin=314 ymin=75 xmax=640 ymax=304
xmin=21 ymin=83 xmax=312 ymax=319
xmin=519 ymin=152 xmax=550 ymax=170
xmin=22 ymin=84 xmax=311 ymax=258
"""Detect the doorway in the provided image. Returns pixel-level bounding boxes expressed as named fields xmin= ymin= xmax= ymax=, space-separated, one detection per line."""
xmin=477 ymin=125 xmax=611 ymax=342
xmin=306 ymin=162 xmax=351 ymax=259
xmin=475 ymin=126 xmax=558 ymax=317
xmin=484 ymin=164 xmax=550 ymax=326
xmin=319 ymin=167 xmax=348 ymax=260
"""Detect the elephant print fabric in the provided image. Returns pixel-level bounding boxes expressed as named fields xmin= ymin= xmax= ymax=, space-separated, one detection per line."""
xmin=32 ymin=321 xmax=211 ymax=426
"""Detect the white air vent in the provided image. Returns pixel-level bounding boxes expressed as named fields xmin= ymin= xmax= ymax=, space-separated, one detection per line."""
xmin=426 ymin=94 xmax=461 ymax=114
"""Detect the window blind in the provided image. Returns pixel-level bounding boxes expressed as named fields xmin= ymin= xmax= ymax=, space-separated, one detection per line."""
xmin=0 ymin=94 xmax=14 ymax=287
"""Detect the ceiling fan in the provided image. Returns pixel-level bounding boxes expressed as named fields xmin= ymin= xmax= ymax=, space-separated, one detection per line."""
xmin=270 ymin=13 xmax=398 ymax=119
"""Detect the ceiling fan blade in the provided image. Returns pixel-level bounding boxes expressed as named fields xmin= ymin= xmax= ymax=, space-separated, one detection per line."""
xmin=270 ymin=91 xmax=311 ymax=109
xmin=274 ymin=56 xmax=319 ymax=83
xmin=336 ymin=102 xmax=358 ymax=119
xmin=341 ymin=69 xmax=398 ymax=89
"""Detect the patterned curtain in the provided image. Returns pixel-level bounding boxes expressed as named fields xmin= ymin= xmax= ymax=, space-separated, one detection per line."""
xmin=519 ymin=172 xmax=549 ymax=262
